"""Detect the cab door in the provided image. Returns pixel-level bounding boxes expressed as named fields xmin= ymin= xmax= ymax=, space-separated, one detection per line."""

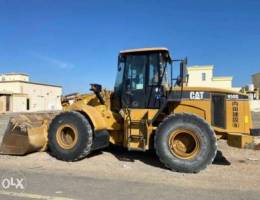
xmin=123 ymin=54 xmax=147 ymax=108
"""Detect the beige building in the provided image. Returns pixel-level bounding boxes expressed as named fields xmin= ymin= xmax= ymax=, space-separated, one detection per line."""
xmin=0 ymin=73 xmax=62 ymax=113
xmin=186 ymin=65 xmax=240 ymax=91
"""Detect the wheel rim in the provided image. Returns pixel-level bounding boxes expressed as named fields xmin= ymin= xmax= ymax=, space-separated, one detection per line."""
xmin=168 ymin=129 xmax=201 ymax=160
xmin=56 ymin=124 xmax=78 ymax=149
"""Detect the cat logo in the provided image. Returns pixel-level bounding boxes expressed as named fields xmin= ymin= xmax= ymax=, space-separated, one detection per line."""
xmin=190 ymin=91 xmax=204 ymax=100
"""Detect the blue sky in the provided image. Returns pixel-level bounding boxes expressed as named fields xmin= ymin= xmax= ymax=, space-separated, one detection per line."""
xmin=0 ymin=0 xmax=259 ymax=94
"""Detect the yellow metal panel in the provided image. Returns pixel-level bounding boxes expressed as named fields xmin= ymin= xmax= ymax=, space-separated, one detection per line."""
xmin=66 ymin=103 xmax=107 ymax=131
xmin=172 ymin=100 xmax=210 ymax=122
xmin=227 ymin=133 xmax=254 ymax=148
xmin=226 ymin=100 xmax=252 ymax=134
xmin=174 ymin=86 xmax=244 ymax=95
xmin=127 ymin=109 xmax=158 ymax=121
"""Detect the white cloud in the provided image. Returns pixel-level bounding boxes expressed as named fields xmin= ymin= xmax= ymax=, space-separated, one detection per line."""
xmin=30 ymin=52 xmax=75 ymax=69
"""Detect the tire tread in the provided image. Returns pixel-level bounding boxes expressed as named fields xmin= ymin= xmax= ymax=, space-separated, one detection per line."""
xmin=154 ymin=113 xmax=217 ymax=173
xmin=48 ymin=111 xmax=93 ymax=161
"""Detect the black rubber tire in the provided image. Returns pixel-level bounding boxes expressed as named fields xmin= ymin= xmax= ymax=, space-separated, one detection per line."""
xmin=155 ymin=113 xmax=217 ymax=173
xmin=48 ymin=111 xmax=93 ymax=161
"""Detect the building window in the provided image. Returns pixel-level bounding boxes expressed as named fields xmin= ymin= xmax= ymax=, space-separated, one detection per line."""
xmin=202 ymin=73 xmax=206 ymax=81
xmin=26 ymin=98 xmax=30 ymax=110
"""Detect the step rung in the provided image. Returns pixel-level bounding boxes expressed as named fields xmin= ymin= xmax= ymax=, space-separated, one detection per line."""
xmin=129 ymin=135 xmax=144 ymax=140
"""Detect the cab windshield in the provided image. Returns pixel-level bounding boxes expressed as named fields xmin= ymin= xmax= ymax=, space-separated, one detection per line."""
xmin=114 ymin=52 xmax=171 ymax=92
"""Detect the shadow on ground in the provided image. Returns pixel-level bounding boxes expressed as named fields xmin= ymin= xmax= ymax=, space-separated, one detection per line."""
xmin=99 ymin=146 xmax=231 ymax=170
xmin=212 ymin=151 xmax=231 ymax=166
xmin=105 ymin=145 xmax=167 ymax=169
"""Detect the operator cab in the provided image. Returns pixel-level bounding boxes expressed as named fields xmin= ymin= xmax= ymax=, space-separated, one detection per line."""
xmin=114 ymin=47 xmax=173 ymax=109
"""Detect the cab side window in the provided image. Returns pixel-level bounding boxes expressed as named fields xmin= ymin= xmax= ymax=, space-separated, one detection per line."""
xmin=148 ymin=54 xmax=159 ymax=85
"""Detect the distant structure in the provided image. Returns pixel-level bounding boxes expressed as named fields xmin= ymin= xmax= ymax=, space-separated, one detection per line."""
xmin=186 ymin=65 xmax=241 ymax=91
xmin=252 ymin=73 xmax=260 ymax=92
xmin=250 ymin=73 xmax=260 ymax=112
xmin=240 ymin=72 xmax=260 ymax=112
xmin=241 ymin=73 xmax=260 ymax=100
xmin=0 ymin=73 xmax=62 ymax=113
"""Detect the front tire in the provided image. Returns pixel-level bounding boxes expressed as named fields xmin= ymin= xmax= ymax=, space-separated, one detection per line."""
xmin=155 ymin=113 xmax=217 ymax=173
xmin=48 ymin=111 xmax=93 ymax=161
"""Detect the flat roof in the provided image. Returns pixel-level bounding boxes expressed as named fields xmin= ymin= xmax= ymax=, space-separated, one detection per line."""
xmin=0 ymin=72 xmax=29 ymax=76
xmin=0 ymin=80 xmax=62 ymax=88
xmin=0 ymin=91 xmax=14 ymax=95
xmin=120 ymin=47 xmax=169 ymax=54
xmin=187 ymin=65 xmax=214 ymax=71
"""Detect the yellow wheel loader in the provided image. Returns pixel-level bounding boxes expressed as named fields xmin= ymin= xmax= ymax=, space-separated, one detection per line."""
xmin=1 ymin=47 xmax=260 ymax=173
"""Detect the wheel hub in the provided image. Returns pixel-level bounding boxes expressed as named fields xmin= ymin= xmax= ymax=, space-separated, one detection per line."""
xmin=169 ymin=129 xmax=201 ymax=160
xmin=56 ymin=124 xmax=78 ymax=149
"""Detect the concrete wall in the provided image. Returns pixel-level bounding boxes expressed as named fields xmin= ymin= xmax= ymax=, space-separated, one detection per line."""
xmin=0 ymin=82 xmax=62 ymax=112
xmin=187 ymin=66 xmax=213 ymax=87
xmin=211 ymin=77 xmax=233 ymax=88
xmin=12 ymin=95 xmax=27 ymax=112
xmin=0 ymin=82 xmax=21 ymax=93
xmin=20 ymin=82 xmax=62 ymax=111
xmin=250 ymin=100 xmax=260 ymax=112
xmin=187 ymin=65 xmax=235 ymax=90
xmin=0 ymin=96 xmax=6 ymax=112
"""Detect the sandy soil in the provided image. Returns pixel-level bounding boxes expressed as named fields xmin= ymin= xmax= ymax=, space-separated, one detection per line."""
xmin=0 ymin=112 xmax=259 ymax=195
xmin=0 ymin=140 xmax=259 ymax=192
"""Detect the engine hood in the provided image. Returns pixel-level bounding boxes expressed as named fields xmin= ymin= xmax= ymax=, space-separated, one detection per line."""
xmin=171 ymin=86 xmax=245 ymax=96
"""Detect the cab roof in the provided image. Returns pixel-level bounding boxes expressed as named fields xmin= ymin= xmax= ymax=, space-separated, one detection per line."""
xmin=120 ymin=47 xmax=169 ymax=54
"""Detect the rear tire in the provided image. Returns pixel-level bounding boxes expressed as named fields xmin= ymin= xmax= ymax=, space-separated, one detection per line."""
xmin=48 ymin=111 xmax=93 ymax=161
xmin=155 ymin=113 xmax=217 ymax=173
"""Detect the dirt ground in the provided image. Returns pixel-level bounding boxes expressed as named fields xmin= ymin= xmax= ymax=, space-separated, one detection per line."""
xmin=0 ymin=112 xmax=259 ymax=199
xmin=0 ymin=140 xmax=259 ymax=193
